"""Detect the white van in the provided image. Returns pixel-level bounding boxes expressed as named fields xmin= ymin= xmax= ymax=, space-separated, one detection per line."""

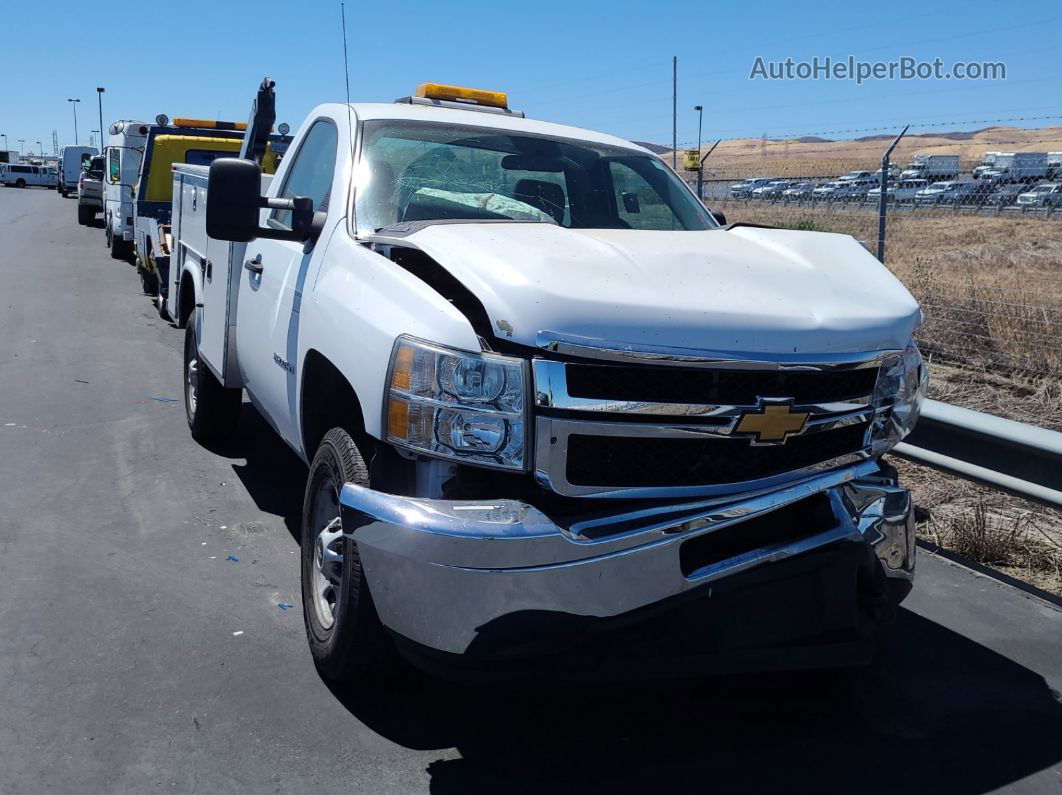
xmin=1 ymin=163 xmax=58 ymax=188
xmin=57 ymin=145 xmax=98 ymax=197
xmin=103 ymin=120 xmax=150 ymax=259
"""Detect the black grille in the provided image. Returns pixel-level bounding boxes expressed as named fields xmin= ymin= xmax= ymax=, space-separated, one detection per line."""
xmin=565 ymin=363 xmax=879 ymax=405
xmin=566 ymin=423 xmax=869 ymax=487
xmin=679 ymin=493 xmax=836 ymax=576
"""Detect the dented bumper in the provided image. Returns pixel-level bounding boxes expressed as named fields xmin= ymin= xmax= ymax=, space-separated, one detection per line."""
xmin=340 ymin=459 xmax=914 ymax=659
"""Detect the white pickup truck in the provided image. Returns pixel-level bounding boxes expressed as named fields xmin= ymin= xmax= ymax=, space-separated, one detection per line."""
xmin=173 ymin=79 xmax=926 ymax=680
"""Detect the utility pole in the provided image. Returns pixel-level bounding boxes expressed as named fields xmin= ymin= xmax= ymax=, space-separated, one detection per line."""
xmin=96 ymin=88 xmax=105 ymax=151
xmin=693 ymin=104 xmax=703 ymax=195
xmin=877 ymin=124 xmax=909 ymax=263
xmin=68 ymin=98 xmax=81 ymax=145
xmin=698 ymin=139 xmax=721 ymax=203
xmin=671 ymin=56 xmax=677 ymax=169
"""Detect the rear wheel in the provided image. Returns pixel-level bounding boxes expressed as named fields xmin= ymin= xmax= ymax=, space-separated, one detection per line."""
xmin=183 ymin=308 xmax=241 ymax=442
xmin=151 ymin=252 xmax=170 ymax=320
xmin=77 ymin=205 xmax=94 ymax=225
xmin=15 ymin=179 xmax=25 ymax=189
xmin=302 ymin=428 xmax=394 ymax=682
xmin=109 ymin=231 xmax=129 ymax=260
xmin=139 ymin=263 xmax=158 ymax=296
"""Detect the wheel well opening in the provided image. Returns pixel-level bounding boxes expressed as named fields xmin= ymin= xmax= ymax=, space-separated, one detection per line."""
xmin=300 ymin=350 xmax=368 ymax=459
xmin=178 ymin=274 xmax=195 ymax=328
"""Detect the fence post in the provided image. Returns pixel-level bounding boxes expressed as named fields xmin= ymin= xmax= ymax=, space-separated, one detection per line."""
xmin=698 ymin=139 xmax=720 ymax=201
xmin=877 ymin=124 xmax=910 ymax=263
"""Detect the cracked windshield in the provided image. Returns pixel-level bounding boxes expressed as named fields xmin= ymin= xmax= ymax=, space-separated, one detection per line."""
xmin=354 ymin=121 xmax=713 ymax=234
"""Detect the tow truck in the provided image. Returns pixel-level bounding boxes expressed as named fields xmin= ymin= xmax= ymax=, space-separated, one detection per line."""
xmin=130 ymin=115 xmax=290 ymax=303
xmin=173 ymin=78 xmax=925 ymax=680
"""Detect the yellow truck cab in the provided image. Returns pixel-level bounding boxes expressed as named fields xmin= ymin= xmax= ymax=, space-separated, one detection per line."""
xmin=132 ymin=115 xmax=289 ymax=304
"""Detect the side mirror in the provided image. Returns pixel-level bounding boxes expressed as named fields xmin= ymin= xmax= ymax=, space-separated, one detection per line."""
xmin=207 ymin=158 xmax=262 ymax=242
xmin=711 ymin=210 xmax=727 ymax=226
xmin=206 ymin=157 xmax=322 ymax=243
xmin=621 ymin=191 xmax=640 ymax=214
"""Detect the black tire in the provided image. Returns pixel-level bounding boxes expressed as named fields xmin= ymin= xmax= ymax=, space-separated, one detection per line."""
xmin=183 ymin=308 xmax=241 ymax=443
xmin=15 ymin=179 xmax=25 ymax=189
xmin=109 ymin=234 xmax=129 ymax=260
xmin=139 ymin=264 xmax=158 ymax=296
xmin=302 ymin=428 xmax=394 ymax=682
xmin=153 ymin=252 xmax=171 ymax=321
xmin=77 ymin=204 xmax=94 ymax=225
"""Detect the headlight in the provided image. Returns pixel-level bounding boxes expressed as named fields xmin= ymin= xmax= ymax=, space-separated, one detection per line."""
xmin=385 ymin=336 xmax=528 ymax=470
xmin=870 ymin=341 xmax=927 ymax=454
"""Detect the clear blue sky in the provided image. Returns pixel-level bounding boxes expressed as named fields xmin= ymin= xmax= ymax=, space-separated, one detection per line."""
xmin=4 ymin=0 xmax=1060 ymax=156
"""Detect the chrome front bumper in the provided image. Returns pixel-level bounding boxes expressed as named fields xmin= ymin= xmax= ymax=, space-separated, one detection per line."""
xmin=340 ymin=459 xmax=915 ymax=657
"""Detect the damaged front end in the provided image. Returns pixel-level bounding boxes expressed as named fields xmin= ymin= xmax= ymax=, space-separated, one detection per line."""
xmin=340 ymin=459 xmax=914 ymax=675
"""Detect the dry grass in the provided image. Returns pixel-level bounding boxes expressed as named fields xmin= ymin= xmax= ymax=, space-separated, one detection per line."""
xmin=900 ymin=459 xmax=1062 ymax=596
xmin=725 ymin=209 xmax=1062 ymax=378
xmin=667 ymin=125 xmax=1062 ymax=180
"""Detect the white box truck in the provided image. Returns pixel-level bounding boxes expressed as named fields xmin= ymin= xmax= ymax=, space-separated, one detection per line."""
xmin=171 ymin=78 xmax=925 ymax=681
xmin=982 ymin=152 xmax=1049 ymax=183
xmin=900 ymin=154 xmax=960 ymax=182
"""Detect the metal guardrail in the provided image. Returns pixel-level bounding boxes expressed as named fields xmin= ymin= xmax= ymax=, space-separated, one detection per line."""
xmin=895 ymin=399 xmax=1062 ymax=509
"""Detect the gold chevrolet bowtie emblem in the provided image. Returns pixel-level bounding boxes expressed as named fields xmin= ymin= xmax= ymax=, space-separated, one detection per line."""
xmin=735 ymin=404 xmax=809 ymax=443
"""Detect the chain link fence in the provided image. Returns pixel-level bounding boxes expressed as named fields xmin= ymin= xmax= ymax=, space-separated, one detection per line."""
xmin=672 ymin=136 xmax=1062 ymax=384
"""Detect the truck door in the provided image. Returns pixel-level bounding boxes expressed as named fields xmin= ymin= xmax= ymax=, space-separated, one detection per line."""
xmin=236 ymin=120 xmax=339 ymax=449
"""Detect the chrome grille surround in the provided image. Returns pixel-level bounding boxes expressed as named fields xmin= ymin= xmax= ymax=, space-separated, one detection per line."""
xmin=532 ymin=334 xmax=902 ymax=499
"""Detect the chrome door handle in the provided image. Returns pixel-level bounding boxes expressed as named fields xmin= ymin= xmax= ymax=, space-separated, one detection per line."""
xmin=244 ymin=254 xmax=263 ymax=274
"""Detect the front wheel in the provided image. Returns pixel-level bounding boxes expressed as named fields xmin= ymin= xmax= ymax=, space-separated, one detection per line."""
xmin=302 ymin=428 xmax=394 ymax=682
xmin=183 ymin=308 xmax=241 ymax=442
xmin=15 ymin=179 xmax=25 ymax=189
xmin=77 ymin=205 xmax=94 ymax=225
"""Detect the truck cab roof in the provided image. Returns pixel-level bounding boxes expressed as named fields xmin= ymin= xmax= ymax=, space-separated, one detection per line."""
xmin=342 ymin=102 xmax=652 ymax=157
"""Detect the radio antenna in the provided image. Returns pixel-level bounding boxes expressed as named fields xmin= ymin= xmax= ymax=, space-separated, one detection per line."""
xmin=340 ymin=3 xmax=355 ymax=159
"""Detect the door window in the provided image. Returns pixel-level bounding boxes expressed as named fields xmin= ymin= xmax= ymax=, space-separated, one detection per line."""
xmin=270 ymin=121 xmax=338 ymax=229
xmin=609 ymin=160 xmax=679 ymax=230
xmin=108 ymin=148 xmax=120 ymax=183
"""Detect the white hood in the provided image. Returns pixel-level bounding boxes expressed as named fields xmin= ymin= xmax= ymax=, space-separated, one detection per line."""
xmin=404 ymin=223 xmax=921 ymax=356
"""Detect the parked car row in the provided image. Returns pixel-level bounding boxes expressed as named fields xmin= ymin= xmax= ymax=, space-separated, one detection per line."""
xmin=725 ymin=172 xmax=1062 ymax=208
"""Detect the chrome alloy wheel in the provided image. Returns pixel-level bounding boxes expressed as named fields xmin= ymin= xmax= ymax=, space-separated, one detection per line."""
xmin=185 ymin=355 xmax=198 ymax=417
xmin=311 ymin=484 xmax=344 ymax=630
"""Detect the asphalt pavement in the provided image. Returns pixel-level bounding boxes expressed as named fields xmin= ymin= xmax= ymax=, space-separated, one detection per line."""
xmin=1 ymin=186 xmax=1060 ymax=794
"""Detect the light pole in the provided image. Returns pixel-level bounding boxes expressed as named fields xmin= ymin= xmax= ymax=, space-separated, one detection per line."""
xmin=68 ymin=98 xmax=81 ymax=145
xmin=36 ymin=141 xmax=42 ymax=158
xmin=96 ymin=88 xmax=105 ymax=151
xmin=1 ymin=133 xmax=7 ymax=151
xmin=693 ymin=105 xmax=704 ymax=199
xmin=18 ymin=139 xmax=25 ymax=157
